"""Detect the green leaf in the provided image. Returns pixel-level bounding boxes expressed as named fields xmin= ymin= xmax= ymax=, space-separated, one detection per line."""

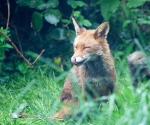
xmin=75 ymin=15 xmax=84 ymax=25
xmin=0 ymin=36 xmax=5 ymax=43
xmin=0 ymin=27 xmax=10 ymax=43
xmin=47 ymin=0 xmax=59 ymax=8
xmin=18 ymin=0 xmax=59 ymax=9
xmin=31 ymin=12 xmax=43 ymax=32
xmin=122 ymin=20 xmax=131 ymax=28
xmin=17 ymin=62 xmax=28 ymax=74
xmin=82 ymin=19 xmax=91 ymax=27
xmin=44 ymin=9 xmax=61 ymax=25
xmin=73 ymin=11 xmax=81 ymax=18
xmin=67 ymin=0 xmax=87 ymax=9
xmin=100 ymin=0 xmax=120 ymax=20
xmin=35 ymin=0 xmax=46 ymax=10
xmin=0 ymin=27 xmax=10 ymax=34
xmin=0 ymin=43 xmax=13 ymax=48
xmin=36 ymin=0 xmax=59 ymax=10
xmin=61 ymin=19 xmax=70 ymax=24
xmin=50 ymin=28 xmax=67 ymax=40
xmin=75 ymin=15 xmax=91 ymax=27
xmin=127 ymin=0 xmax=149 ymax=8
xmin=67 ymin=30 xmax=76 ymax=43
xmin=17 ymin=0 xmax=36 ymax=8
xmin=137 ymin=18 xmax=150 ymax=25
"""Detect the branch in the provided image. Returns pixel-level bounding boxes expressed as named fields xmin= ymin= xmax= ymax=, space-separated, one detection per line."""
xmin=14 ymin=27 xmax=23 ymax=54
xmin=31 ymin=49 xmax=45 ymax=65
xmin=0 ymin=29 xmax=45 ymax=68
xmin=6 ymin=0 xmax=10 ymax=29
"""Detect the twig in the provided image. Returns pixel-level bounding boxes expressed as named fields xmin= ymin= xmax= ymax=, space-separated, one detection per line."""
xmin=6 ymin=0 xmax=10 ymax=29
xmin=0 ymin=29 xmax=32 ymax=67
xmin=14 ymin=27 xmax=23 ymax=54
xmin=0 ymin=29 xmax=45 ymax=68
xmin=31 ymin=49 xmax=45 ymax=65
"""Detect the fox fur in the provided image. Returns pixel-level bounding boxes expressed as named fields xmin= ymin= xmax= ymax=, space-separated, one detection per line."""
xmin=127 ymin=51 xmax=150 ymax=88
xmin=53 ymin=18 xmax=117 ymax=120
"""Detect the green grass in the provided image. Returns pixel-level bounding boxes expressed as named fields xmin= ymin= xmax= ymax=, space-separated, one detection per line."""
xmin=0 ymin=63 xmax=150 ymax=125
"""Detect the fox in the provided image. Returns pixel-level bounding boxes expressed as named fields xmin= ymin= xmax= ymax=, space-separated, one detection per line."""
xmin=53 ymin=18 xmax=118 ymax=120
xmin=127 ymin=51 xmax=150 ymax=88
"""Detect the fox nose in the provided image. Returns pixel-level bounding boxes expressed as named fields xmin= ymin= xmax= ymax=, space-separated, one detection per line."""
xmin=71 ymin=57 xmax=76 ymax=64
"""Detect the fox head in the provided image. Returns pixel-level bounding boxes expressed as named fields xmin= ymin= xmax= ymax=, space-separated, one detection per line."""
xmin=71 ymin=18 xmax=110 ymax=66
xmin=127 ymin=51 xmax=145 ymax=65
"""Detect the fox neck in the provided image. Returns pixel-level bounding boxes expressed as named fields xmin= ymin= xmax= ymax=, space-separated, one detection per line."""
xmin=83 ymin=53 xmax=114 ymax=76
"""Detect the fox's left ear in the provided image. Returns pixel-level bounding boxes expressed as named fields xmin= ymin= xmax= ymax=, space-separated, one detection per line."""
xmin=94 ymin=22 xmax=110 ymax=39
xmin=72 ymin=17 xmax=85 ymax=35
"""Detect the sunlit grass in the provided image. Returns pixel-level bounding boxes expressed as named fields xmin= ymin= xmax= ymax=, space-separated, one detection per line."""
xmin=0 ymin=63 xmax=150 ymax=125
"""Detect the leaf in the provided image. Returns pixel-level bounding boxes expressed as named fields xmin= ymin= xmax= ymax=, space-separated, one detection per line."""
xmin=73 ymin=11 xmax=81 ymax=18
xmin=0 ymin=43 xmax=13 ymax=48
xmin=0 ymin=27 xmax=10 ymax=43
xmin=17 ymin=0 xmax=36 ymax=8
xmin=127 ymin=0 xmax=149 ymax=8
xmin=122 ymin=20 xmax=131 ymax=28
xmin=36 ymin=0 xmax=59 ymax=10
xmin=67 ymin=30 xmax=76 ymax=43
xmin=47 ymin=0 xmax=59 ymax=8
xmin=44 ymin=9 xmax=61 ymax=25
xmin=137 ymin=18 xmax=150 ymax=25
xmin=35 ymin=0 xmax=47 ymax=10
xmin=17 ymin=62 xmax=28 ymax=74
xmin=18 ymin=0 xmax=59 ymax=9
xmin=100 ymin=0 xmax=120 ymax=20
xmin=0 ymin=36 xmax=5 ymax=43
xmin=0 ymin=27 xmax=10 ymax=34
xmin=67 ymin=0 xmax=87 ymax=9
xmin=50 ymin=28 xmax=67 ymax=40
xmin=31 ymin=12 xmax=43 ymax=32
xmin=75 ymin=15 xmax=91 ymax=27
xmin=61 ymin=19 xmax=70 ymax=24
xmin=82 ymin=19 xmax=91 ymax=27
xmin=54 ymin=57 xmax=61 ymax=66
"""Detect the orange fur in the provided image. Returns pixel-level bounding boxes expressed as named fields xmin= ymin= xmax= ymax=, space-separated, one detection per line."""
xmin=53 ymin=18 xmax=117 ymax=120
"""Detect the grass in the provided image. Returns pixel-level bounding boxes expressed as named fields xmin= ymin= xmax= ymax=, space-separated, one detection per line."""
xmin=0 ymin=62 xmax=150 ymax=125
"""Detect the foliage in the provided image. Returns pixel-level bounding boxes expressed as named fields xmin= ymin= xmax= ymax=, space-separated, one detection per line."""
xmin=0 ymin=27 xmax=12 ymax=61
xmin=0 ymin=0 xmax=150 ymax=124
xmin=100 ymin=0 xmax=120 ymax=21
xmin=0 ymin=0 xmax=149 ymax=75
xmin=0 ymin=64 xmax=150 ymax=124
xmin=31 ymin=12 xmax=43 ymax=32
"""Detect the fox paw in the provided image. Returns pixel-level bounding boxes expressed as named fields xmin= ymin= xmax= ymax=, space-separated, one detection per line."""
xmin=52 ymin=111 xmax=65 ymax=121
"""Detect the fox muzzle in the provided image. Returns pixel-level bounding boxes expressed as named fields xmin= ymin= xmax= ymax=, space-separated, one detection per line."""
xmin=71 ymin=56 xmax=86 ymax=66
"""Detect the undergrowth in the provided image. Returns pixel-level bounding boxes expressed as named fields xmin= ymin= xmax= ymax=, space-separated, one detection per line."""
xmin=0 ymin=61 xmax=150 ymax=125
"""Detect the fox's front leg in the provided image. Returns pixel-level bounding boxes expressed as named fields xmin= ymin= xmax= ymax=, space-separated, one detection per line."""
xmin=53 ymin=78 xmax=78 ymax=120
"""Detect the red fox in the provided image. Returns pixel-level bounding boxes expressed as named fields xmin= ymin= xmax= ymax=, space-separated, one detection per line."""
xmin=53 ymin=18 xmax=117 ymax=120
xmin=127 ymin=51 xmax=150 ymax=88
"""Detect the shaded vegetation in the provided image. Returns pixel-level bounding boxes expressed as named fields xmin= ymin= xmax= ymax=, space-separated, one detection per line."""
xmin=0 ymin=0 xmax=150 ymax=74
xmin=0 ymin=0 xmax=150 ymax=124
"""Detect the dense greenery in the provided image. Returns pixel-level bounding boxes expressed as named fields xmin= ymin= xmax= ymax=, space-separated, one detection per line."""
xmin=0 ymin=0 xmax=150 ymax=124
xmin=0 ymin=0 xmax=150 ymax=74
xmin=1 ymin=65 xmax=150 ymax=124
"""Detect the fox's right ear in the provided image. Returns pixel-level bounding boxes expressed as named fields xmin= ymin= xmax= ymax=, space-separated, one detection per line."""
xmin=72 ymin=18 xmax=85 ymax=35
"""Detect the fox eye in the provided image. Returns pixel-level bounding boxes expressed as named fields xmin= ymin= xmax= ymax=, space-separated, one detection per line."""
xmin=74 ymin=46 xmax=77 ymax=49
xmin=138 ymin=57 xmax=142 ymax=60
xmin=83 ymin=46 xmax=91 ymax=50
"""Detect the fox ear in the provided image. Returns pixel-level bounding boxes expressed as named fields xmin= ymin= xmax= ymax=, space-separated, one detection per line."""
xmin=72 ymin=17 xmax=85 ymax=35
xmin=94 ymin=22 xmax=110 ymax=39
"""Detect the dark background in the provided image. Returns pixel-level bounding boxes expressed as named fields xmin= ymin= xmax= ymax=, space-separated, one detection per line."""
xmin=0 ymin=0 xmax=150 ymax=77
